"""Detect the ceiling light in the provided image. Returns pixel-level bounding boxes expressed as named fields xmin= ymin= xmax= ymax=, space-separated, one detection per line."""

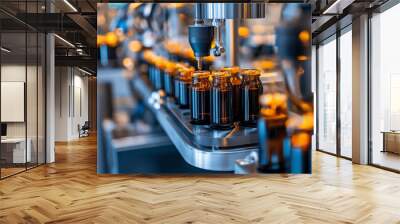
xmin=63 ymin=0 xmax=78 ymax=12
xmin=323 ymin=0 xmax=341 ymax=14
xmin=323 ymin=0 xmax=354 ymax=15
xmin=54 ymin=34 xmax=75 ymax=48
xmin=1 ymin=47 xmax=11 ymax=53
xmin=78 ymin=67 xmax=93 ymax=76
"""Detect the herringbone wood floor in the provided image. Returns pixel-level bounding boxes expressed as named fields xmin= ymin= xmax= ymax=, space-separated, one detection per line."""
xmin=0 ymin=135 xmax=400 ymax=224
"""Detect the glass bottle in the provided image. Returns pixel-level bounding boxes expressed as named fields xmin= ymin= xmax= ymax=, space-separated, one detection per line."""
xmin=164 ymin=61 xmax=176 ymax=97
xmin=143 ymin=51 xmax=156 ymax=86
xmin=154 ymin=57 xmax=166 ymax=90
xmin=174 ymin=64 xmax=189 ymax=101
xmin=211 ymin=71 xmax=233 ymax=129
xmin=223 ymin=66 xmax=241 ymax=122
xmin=241 ymin=69 xmax=263 ymax=126
xmin=191 ymin=71 xmax=211 ymax=124
xmin=178 ymin=68 xmax=192 ymax=109
xmin=142 ymin=50 xmax=153 ymax=79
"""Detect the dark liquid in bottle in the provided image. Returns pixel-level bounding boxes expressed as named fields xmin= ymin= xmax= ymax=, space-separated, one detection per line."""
xmin=179 ymin=81 xmax=190 ymax=109
xmin=232 ymin=84 xmax=241 ymax=121
xmin=242 ymin=87 xmax=262 ymax=126
xmin=174 ymin=77 xmax=180 ymax=101
xmin=164 ymin=72 xmax=174 ymax=97
xmin=211 ymin=89 xmax=233 ymax=129
xmin=223 ymin=66 xmax=241 ymax=122
xmin=154 ymin=69 xmax=164 ymax=90
xmin=148 ymin=65 xmax=154 ymax=87
xmin=191 ymin=90 xmax=210 ymax=124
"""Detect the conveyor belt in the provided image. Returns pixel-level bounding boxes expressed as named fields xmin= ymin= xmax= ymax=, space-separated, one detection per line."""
xmin=131 ymin=73 xmax=258 ymax=171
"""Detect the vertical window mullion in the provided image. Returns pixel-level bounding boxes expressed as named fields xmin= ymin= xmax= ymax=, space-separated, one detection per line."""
xmin=0 ymin=18 xmax=2 ymax=179
xmin=36 ymin=0 xmax=39 ymax=167
xmin=316 ymin=44 xmax=320 ymax=151
xmin=25 ymin=0 xmax=28 ymax=171
xmin=336 ymin=28 xmax=341 ymax=157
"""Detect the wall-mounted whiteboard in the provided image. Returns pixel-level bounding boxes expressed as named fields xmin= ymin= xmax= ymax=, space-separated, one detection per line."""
xmin=1 ymin=82 xmax=25 ymax=122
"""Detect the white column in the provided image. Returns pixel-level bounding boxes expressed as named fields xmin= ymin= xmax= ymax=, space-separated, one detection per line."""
xmin=352 ymin=14 xmax=369 ymax=164
xmin=46 ymin=32 xmax=55 ymax=163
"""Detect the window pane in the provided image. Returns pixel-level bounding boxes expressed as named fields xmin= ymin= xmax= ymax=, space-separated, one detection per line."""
xmin=318 ymin=37 xmax=337 ymax=154
xmin=340 ymin=29 xmax=352 ymax=158
xmin=371 ymin=3 xmax=400 ymax=171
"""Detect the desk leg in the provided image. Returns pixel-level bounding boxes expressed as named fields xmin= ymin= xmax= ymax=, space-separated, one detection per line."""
xmin=382 ymin=133 xmax=386 ymax=153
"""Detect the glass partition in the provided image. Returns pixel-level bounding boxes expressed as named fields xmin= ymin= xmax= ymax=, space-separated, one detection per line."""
xmin=0 ymin=0 xmax=46 ymax=179
xmin=0 ymin=14 xmax=28 ymax=177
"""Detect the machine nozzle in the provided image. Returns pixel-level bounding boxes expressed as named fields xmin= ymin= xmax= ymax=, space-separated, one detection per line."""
xmin=188 ymin=23 xmax=214 ymax=58
xmin=188 ymin=23 xmax=214 ymax=70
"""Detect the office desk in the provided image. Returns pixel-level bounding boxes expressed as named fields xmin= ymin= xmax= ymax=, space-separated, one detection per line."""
xmin=382 ymin=131 xmax=400 ymax=154
xmin=1 ymin=138 xmax=31 ymax=163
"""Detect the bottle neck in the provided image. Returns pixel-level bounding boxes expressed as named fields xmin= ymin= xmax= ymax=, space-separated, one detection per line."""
xmin=242 ymin=75 xmax=261 ymax=89
xmin=213 ymin=76 xmax=230 ymax=85
xmin=193 ymin=76 xmax=210 ymax=87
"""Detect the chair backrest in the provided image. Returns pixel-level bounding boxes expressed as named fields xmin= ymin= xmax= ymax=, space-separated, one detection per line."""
xmin=83 ymin=121 xmax=90 ymax=129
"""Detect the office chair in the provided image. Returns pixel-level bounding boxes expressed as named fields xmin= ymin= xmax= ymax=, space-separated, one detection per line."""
xmin=79 ymin=121 xmax=90 ymax=138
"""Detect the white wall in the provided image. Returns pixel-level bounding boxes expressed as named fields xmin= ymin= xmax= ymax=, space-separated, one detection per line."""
xmin=55 ymin=66 xmax=89 ymax=141
xmin=55 ymin=66 xmax=69 ymax=141
xmin=1 ymin=65 xmax=37 ymax=138
xmin=1 ymin=64 xmax=46 ymax=164
xmin=72 ymin=73 xmax=89 ymax=137
xmin=1 ymin=65 xmax=26 ymax=139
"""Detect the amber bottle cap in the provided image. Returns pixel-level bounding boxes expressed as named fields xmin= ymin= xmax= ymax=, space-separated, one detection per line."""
xmin=143 ymin=50 xmax=155 ymax=63
xmin=155 ymin=57 xmax=167 ymax=69
xmin=175 ymin=63 xmax=187 ymax=70
xmin=223 ymin=66 xmax=240 ymax=76
xmin=179 ymin=68 xmax=193 ymax=80
xmin=165 ymin=61 xmax=177 ymax=73
xmin=212 ymin=71 xmax=230 ymax=78
xmin=241 ymin=69 xmax=261 ymax=76
xmin=193 ymin=70 xmax=211 ymax=78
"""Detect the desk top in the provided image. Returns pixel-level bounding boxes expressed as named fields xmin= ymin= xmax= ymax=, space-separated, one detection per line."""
xmin=381 ymin=131 xmax=400 ymax=134
xmin=1 ymin=138 xmax=30 ymax=143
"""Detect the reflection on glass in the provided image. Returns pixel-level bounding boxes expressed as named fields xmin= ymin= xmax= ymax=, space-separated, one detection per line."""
xmin=317 ymin=37 xmax=337 ymax=154
xmin=371 ymin=4 xmax=400 ymax=171
xmin=340 ymin=29 xmax=352 ymax=158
